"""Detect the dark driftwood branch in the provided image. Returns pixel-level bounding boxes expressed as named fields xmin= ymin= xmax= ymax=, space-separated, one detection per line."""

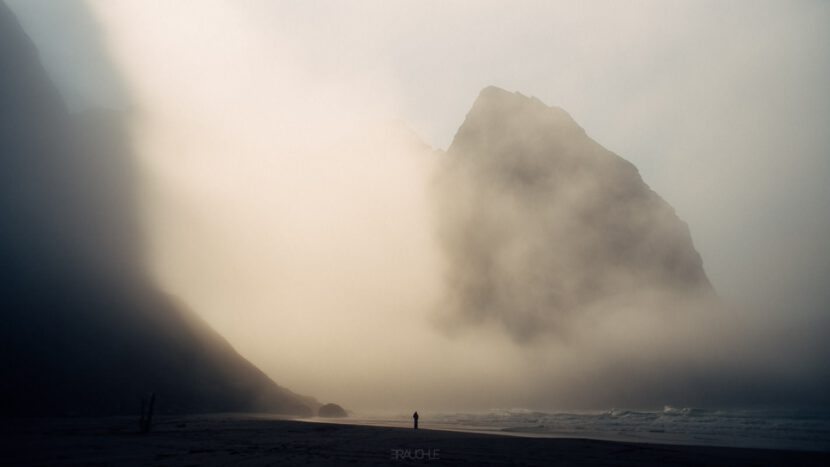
xmin=139 ymin=393 xmax=156 ymax=433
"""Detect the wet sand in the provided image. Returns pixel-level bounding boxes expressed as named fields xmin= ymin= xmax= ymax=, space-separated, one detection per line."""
xmin=2 ymin=415 xmax=828 ymax=466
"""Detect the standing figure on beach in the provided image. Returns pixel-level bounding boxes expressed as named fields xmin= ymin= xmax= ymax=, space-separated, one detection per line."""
xmin=413 ymin=411 xmax=419 ymax=429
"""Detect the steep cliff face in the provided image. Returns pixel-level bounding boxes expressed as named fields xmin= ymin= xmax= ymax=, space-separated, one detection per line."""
xmin=436 ymin=86 xmax=713 ymax=339
xmin=0 ymin=2 xmax=317 ymax=416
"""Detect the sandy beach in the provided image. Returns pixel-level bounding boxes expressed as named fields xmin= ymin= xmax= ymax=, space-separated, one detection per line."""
xmin=2 ymin=415 xmax=828 ymax=466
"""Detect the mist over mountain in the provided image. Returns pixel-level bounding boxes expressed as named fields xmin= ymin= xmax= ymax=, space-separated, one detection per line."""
xmin=0 ymin=2 xmax=317 ymax=417
xmin=427 ymin=87 xmax=830 ymax=409
xmin=436 ymin=86 xmax=714 ymax=340
xmin=3 ymin=0 xmax=828 ymax=416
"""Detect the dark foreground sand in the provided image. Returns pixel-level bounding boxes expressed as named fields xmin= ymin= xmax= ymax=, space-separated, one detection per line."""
xmin=2 ymin=415 xmax=828 ymax=466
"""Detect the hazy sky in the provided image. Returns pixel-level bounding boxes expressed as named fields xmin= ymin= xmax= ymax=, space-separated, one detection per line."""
xmin=7 ymin=0 xmax=829 ymax=410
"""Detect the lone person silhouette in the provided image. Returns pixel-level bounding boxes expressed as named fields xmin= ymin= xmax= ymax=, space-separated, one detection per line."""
xmin=413 ymin=411 xmax=419 ymax=429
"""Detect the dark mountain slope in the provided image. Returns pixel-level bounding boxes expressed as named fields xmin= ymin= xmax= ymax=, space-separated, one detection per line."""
xmin=0 ymin=2 xmax=317 ymax=417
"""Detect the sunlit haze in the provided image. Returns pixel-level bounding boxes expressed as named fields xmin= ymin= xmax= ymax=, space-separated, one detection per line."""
xmin=7 ymin=0 xmax=829 ymax=413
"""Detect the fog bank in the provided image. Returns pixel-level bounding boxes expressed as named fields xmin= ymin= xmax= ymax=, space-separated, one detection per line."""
xmin=7 ymin=0 xmax=829 ymax=411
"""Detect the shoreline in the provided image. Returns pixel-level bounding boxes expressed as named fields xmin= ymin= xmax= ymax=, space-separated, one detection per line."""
xmin=3 ymin=415 xmax=829 ymax=466
xmin=284 ymin=414 xmax=830 ymax=453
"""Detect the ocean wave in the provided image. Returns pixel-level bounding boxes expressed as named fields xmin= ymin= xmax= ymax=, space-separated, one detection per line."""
xmin=661 ymin=405 xmax=707 ymax=417
xmin=377 ymin=407 xmax=830 ymax=451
